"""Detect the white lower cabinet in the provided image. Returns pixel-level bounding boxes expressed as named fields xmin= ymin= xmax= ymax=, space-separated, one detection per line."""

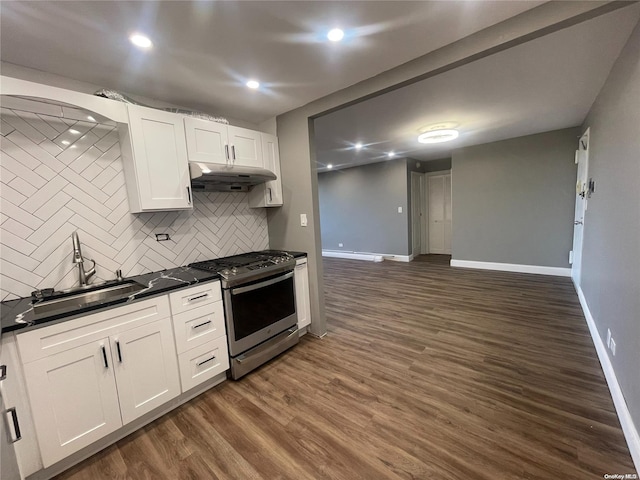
xmin=294 ymin=258 xmax=311 ymax=330
xmin=169 ymin=281 xmax=229 ymax=392
xmin=178 ymin=336 xmax=229 ymax=392
xmin=22 ymin=339 xmax=122 ymax=467
xmin=111 ymin=318 xmax=180 ymax=425
xmin=18 ymin=297 xmax=180 ymax=468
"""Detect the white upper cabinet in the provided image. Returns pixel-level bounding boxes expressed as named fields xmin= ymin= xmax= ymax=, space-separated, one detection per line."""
xmin=227 ymin=126 xmax=263 ymax=168
xmin=184 ymin=118 xmax=263 ymax=169
xmin=120 ymin=104 xmax=192 ymax=213
xmin=248 ymin=133 xmax=284 ymax=208
xmin=184 ymin=117 xmax=229 ymax=164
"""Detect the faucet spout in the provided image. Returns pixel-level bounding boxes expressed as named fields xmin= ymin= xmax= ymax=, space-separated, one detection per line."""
xmin=71 ymin=231 xmax=96 ymax=286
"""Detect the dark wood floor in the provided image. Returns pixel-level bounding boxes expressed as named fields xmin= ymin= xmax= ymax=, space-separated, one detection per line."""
xmin=57 ymin=257 xmax=635 ymax=479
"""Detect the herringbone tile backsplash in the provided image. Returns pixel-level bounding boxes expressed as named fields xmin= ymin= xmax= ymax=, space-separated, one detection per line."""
xmin=0 ymin=97 xmax=268 ymax=301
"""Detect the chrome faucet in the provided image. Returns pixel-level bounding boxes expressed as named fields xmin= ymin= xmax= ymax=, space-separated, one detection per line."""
xmin=71 ymin=231 xmax=96 ymax=286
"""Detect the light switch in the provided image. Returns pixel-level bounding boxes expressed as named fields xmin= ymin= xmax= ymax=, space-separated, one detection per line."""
xmin=397 ymin=206 xmax=403 ymax=213
xmin=300 ymin=213 xmax=308 ymax=227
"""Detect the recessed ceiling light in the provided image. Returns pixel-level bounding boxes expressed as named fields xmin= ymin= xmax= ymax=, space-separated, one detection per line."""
xmin=246 ymin=80 xmax=260 ymax=89
xmin=355 ymin=142 xmax=363 ymax=150
xmin=327 ymin=28 xmax=344 ymax=42
xmin=387 ymin=152 xmax=395 ymax=158
xmin=327 ymin=164 xmax=333 ymax=169
xmin=129 ymin=33 xmax=153 ymax=49
xmin=418 ymin=129 xmax=459 ymax=144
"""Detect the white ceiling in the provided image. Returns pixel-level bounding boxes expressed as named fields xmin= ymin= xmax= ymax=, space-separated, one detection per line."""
xmin=314 ymin=5 xmax=640 ymax=170
xmin=0 ymin=1 xmax=544 ymax=124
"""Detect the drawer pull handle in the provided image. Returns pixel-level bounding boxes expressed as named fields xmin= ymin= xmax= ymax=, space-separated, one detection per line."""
xmin=0 ymin=364 xmax=6 ymax=381
xmin=101 ymin=345 xmax=109 ymax=368
xmin=188 ymin=293 xmax=208 ymax=302
xmin=116 ymin=341 xmax=123 ymax=363
xmin=192 ymin=320 xmax=212 ymax=329
xmin=6 ymin=407 xmax=22 ymax=442
xmin=196 ymin=355 xmax=216 ymax=367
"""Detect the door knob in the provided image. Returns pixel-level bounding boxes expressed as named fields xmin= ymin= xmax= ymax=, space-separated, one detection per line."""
xmin=574 ymin=221 xmax=583 ymax=225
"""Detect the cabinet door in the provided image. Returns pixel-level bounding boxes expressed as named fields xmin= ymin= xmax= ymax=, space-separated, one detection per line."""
xmin=262 ymin=134 xmax=283 ymax=206
xmin=228 ymin=125 xmax=263 ymax=168
xmin=22 ymin=340 xmax=122 ymax=467
xmin=248 ymin=133 xmax=283 ymax=208
xmin=112 ymin=318 xmax=180 ymax=425
xmin=294 ymin=261 xmax=311 ymax=329
xmin=126 ymin=104 xmax=192 ymax=211
xmin=184 ymin=117 xmax=229 ymax=165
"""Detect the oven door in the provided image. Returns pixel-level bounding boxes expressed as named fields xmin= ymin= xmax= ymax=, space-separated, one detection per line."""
xmin=224 ymin=270 xmax=297 ymax=357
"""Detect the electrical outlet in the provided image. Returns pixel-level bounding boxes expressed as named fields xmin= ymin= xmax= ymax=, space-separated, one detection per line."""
xmin=397 ymin=206 xmax=403 ymax=213
xmin=338 ymin=243 xmax=343 ymax=247
xmin=610 ymin=338 xmax=616 ymax=356
xmin=606 ymin=329 xmax=612 ymax=348
xmin=300 ymin=214 xmax=308 ymax=227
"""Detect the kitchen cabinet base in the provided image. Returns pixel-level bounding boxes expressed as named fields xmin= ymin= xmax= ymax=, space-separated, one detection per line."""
xmin=24 ymin=372 xmax=227 ymax=480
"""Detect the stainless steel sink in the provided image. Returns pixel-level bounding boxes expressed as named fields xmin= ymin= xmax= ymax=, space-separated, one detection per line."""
xmin=33 ymin=280 xmax=146 ymax=316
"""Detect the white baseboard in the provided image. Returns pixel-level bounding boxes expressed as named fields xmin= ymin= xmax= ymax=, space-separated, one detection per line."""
xmin=322 ymin=250 xmax=413 ymax=262
xmin=450 ymin=259 xmax=571 ymax=277
xmin=385 ymin=254 xmax=414 ymax=262
xmin=575 ymin=284 xmax=640 ymax=473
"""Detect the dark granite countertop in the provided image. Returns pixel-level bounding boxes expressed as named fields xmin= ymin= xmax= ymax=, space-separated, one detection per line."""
xmin=0 ymin=266 xmax=219 ymax=335
xmin=0 ymin=251 xmax=307 ymax=335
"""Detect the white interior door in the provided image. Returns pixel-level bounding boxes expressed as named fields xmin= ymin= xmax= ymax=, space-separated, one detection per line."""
xmin=571 ymin=129 xmax=589 ymax=287
xmin=411 ymin=173 xmax=424 ymax=256
xmin=428 ymin=173 xmax=452 ymax=254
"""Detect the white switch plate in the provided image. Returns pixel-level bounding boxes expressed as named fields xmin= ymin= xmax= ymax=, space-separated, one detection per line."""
xmin=610 ymin=338 xmax=616 ymax=356
xmin=606 ymin=328 xmax=611 ymax=348
xmin=397 ymin=206 xmax=403 ymax=213
xmin=300 ymin=213 xmax=308 ymax=227
xmin=338 ymin=243 xmax=343 ymax=247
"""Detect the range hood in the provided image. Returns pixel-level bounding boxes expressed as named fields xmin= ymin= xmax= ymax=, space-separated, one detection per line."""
xmin=189 ymin=162 xmax=277 ymax=192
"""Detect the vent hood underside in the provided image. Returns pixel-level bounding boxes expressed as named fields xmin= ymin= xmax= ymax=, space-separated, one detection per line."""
xmin=189 ymin=162 xmax=277 ymax=192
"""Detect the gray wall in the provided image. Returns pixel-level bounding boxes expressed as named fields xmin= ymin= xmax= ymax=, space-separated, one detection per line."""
xmin=581 ymin=22 xmax=640 ymax=426
xmin=452 ymin=128 xmax=579 ymax=267
xmin=318 ymin=159 xmax=409 ymax=255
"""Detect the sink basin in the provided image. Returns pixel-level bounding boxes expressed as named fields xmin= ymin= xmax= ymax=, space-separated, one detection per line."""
xmin=32 ymin=280 xmax=147 ymax=316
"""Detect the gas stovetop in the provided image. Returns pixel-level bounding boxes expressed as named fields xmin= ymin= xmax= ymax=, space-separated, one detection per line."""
xmin=189 ymin=251 xmax=296 ymax=288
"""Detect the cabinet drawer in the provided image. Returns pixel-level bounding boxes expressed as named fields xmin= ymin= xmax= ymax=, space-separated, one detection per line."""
xmin=169 ymin=281 xmax=221 ymax=315
xmin=178 ymin=337 xmax=229 ymax=392
xmin=17 ymin=296 xmax=171 ymax=364
xmin=173 ymin=301 xmax=225 ymax=354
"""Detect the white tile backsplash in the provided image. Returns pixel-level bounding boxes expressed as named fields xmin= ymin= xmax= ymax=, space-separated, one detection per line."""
xmin=0 ymin=102 xmax=268 ymax=300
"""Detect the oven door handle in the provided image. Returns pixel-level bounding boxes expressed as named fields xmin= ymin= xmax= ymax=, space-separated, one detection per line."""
xmin=231 ymin=271 xmax=294 ymax=295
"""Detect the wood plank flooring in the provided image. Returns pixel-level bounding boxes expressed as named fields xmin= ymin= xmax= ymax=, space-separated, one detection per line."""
xmin=56 ymin=257 xmax=635 ymax=479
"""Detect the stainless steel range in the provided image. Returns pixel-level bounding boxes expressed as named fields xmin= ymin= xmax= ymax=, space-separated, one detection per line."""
xmin=190 ymin=251 xmax=299 ymax=379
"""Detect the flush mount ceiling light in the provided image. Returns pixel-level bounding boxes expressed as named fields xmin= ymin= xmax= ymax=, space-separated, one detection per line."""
xmin=327 ymin=28 xmax=344 ymax=42
xmin=387 ymin=152 xmax=396 ymax=158
xmin=418 ymin=129 xmax=459 ymax=144
xmin=327 ymin=164 xmax=333 ymax=169
xmin=246 ymin=79 xmax=260 ymax=89
xmin=129 ymin=33 xmax=153 ymax=49
xmin=355 ymin=142 xmax=363 ymax=150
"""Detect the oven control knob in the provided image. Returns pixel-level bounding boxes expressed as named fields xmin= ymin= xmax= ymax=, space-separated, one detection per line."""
xmin=231 ymin=267 xmax=238 ymax=274
xmin=222 ymin=269 xmax=230 ymax=276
